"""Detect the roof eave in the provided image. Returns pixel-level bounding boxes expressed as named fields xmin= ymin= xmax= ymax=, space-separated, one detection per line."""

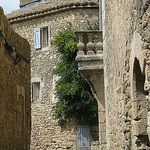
xmin=8 ymin=4 xmax=98 ymax=24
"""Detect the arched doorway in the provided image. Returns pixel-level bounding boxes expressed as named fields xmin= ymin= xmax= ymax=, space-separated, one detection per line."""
xmin=132 ymin=57 xmax=149 ymax=148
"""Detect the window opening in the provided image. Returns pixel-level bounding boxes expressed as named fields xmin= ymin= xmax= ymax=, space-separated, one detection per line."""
xmin=34 ymin=26 xmax=49 ymax=49
xmin=41 ymin=27 xmax=48 ymax=47
xmin=32 ymin=82 xmax=40 ymax=102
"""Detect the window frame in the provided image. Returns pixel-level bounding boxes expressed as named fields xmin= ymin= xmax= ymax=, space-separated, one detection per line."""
xmin=32 ymin=82 xmax=41 ymax=102
xmin=41 ymin=26 xmax=49 ymax=48
xmin=31 ymin=77 xmax=44 ymax=103
xmin=34 ymin=26 xmax=50 ymax=50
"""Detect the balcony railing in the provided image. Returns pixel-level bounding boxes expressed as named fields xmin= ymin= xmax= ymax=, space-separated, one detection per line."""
xmin=76 ymin=30 xmax=103 ymax=56
xmin=75 ymin=30 xmax=103 ymax=71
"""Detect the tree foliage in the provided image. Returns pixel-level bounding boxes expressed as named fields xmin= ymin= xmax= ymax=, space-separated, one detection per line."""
xmin=51 ymin=29 xmax=98 ymax=126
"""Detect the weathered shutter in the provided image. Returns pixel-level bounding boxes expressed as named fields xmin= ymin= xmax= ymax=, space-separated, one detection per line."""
xmin=34 ymin=28 xmax=41 ymax=49
xmin=77 ymin=125 xmax=90 ymax=150
xmin=48 ymin=26 xmax=51 ymax=46
xmin=31 ymin=83 xmax=33 ymax=102
xmin=55 ymin=76 xmax=61 ymax=101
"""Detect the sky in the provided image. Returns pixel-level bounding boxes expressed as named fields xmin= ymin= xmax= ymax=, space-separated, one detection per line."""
xmin=0 ymin=0 xmax=20 ymax=14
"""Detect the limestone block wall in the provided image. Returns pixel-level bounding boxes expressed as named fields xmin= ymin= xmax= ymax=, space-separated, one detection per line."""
xmin=10 ymin=8 xmax=99 ymax=149
xmin=102 ymin=0 xmax=150 ymax=149
xmin=0 ymin=7 xmax=31 ymax=150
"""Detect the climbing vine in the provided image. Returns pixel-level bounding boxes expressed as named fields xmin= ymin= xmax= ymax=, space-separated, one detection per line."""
xmin=51 ymin=28 xmax=98 ymax=126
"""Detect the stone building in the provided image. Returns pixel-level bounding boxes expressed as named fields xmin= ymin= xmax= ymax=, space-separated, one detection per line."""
xmin=7 ymin=0 xmax=99 ymax=149
xmin=76 ymin=0 xmax=150 ymax=149
xmin=6 ymin=0 xmax=150 ymax=149
xmin=0 ymin=7 xmax=31 ymax=150
xmin=103 ymin=1 xmax=150 ymax=149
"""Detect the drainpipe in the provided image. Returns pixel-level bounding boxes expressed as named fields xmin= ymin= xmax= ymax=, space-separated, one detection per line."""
xmin=99 ymin=0 xmax=102 ymax=31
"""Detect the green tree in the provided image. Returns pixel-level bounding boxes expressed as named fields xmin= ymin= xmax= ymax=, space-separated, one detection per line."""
xmin=51 ymin=29 xmax=98 ymax=126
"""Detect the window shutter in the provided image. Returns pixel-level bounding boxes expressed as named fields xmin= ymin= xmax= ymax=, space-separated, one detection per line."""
xmin=34 ymin=28 xmax=41 ymax=49
xmin=31 ymin=83 xmax=33 ymax=102
xmin=48 ymin=26 xmax=51 ymax=46
xmin=77 ymin=125 xmax=90 ymax=150
xmin=55 ymin=76 xmax=61 ymax=83
xmin=54 ymin=76 xmax=61 ymax=101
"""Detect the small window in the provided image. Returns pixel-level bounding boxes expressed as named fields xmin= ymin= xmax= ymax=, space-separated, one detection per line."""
xmin=32 ymin=82 xmax=40 ymax=102
xmin=34 ymin=26 xmax=49 ymax=49
xmin=53 ymin=75 xmax=61 ymax=102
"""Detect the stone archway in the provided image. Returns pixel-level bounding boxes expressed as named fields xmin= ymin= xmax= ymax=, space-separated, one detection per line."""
xmin=130 ymin=31 xmax=149 ymax=149
xmin=80 ymin=70 xmax=106 ymax=150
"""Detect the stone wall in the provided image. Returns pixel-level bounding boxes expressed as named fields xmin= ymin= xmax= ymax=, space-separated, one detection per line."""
xmin=10 ymin=7 xmax=99 ymax=150
xmin=102 ymin=0 xmax=150 ymax=149
xmin=0 ymin=7 xmax=31 ymax=150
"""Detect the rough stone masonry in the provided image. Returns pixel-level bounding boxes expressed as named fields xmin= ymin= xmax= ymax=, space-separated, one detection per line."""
xmin=0 ymin=7 xmax=31 ymax=150
xmin=6 ymin=0 xmax=150 ymax=149
xmin=102 ymin=0 xmax=150 ymax=149
xmin=7 ymin=0 xmax=99 ymax=149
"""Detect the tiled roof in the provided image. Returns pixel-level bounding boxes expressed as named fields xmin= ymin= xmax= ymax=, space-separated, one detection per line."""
xmin=7 ymin=1 xmax=98 ymax=22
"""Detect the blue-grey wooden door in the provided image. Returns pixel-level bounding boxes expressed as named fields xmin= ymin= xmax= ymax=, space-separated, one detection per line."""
xmin=77 ymin=125 xmax=90 ymax=150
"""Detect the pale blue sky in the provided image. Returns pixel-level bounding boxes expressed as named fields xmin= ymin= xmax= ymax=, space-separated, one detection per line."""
xmin=0 ymin=0 xmax=20 ymax=14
